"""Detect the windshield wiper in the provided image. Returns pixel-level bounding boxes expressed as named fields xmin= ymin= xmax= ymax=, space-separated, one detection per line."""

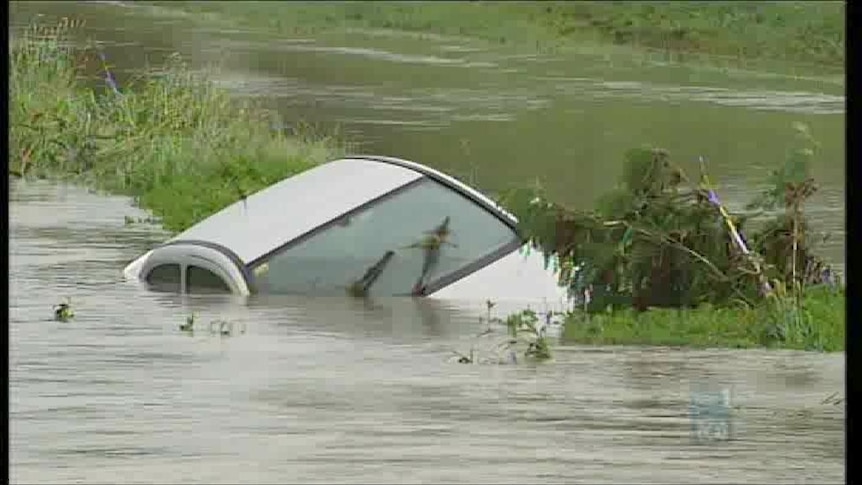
xmin=347 ymin=250 xmax=396 ymax=298
xmin=404 ymin=216 xmax=456 ymax=296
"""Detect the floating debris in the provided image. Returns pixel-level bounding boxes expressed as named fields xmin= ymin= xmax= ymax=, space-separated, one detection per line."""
xmin=124 ymin=215 xmax=161 ymax=226
xmin=179 ymin=313 xmax=195 ymax=332
xmin=209 ymin=319 xmax=246 ymax=336
xmin=450 ymin=347 xmax=477 ymax=364
xmin=821 ymin=392 xmax=844 ymax=406
xmin=53 ymin=298 xmax=74 ymax=322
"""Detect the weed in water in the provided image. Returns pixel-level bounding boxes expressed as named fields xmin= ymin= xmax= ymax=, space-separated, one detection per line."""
xmin=450 ymin=347 xmax=478 ymax=365
xmin=123 ymin=215 xmax=161 ymax=226
xmin=504 ymin=309 xmax=553 ymax=361
xmin=821 ymin=392 xmax=844 ymax=406
xmin=53 ymin=297 xmax=75 ymax=322
xmin=180 ymin=315 xmax=245 ymax=336
xmin=476 ymin=299 xmax=502 ymax=336
xmin=209 ymin=319 xmax=246 ymax=336
xmin=180 ymin=313 xmax=196 ymax=332
xmin=451 ymin=304 xmax=553 ymax=364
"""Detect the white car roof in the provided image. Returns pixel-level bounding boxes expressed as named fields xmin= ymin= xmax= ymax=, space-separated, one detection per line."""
xmin=168 ymin=156 xmax=521 ymax=265
xmin=353 ymin=155 xmax=519 ymax=223
xmin=169 ymin=158 xmax=422 ymax=264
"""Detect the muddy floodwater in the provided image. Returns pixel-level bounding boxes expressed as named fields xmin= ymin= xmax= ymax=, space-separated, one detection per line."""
xmin=9 ymin=2 xmax=845 ymax=483
xmin=9 ymin=180 xmax=846 ymax=483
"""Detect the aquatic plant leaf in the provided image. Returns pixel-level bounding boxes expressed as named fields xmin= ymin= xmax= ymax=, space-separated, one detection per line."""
xmin=622 ymin=147 xmax=660 ymax=194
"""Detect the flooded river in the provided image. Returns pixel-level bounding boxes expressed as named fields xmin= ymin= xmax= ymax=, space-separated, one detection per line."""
xmin=9 ymin=180 xmax=846 ymax=483
xmin=9 ymin=2 xmax=845 ymax=483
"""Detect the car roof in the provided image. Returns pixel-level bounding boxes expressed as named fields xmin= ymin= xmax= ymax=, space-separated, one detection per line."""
xmin=348 ymin=155 xmax=519 ymax=224
xmin=168 ymin=158 xmax=421 ymax=264
xmin=167 ymin=156 xmax=520 ymax=265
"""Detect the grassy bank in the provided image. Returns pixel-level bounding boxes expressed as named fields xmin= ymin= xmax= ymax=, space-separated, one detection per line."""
xmin=155 ymin=1 xmax=844 ymax=73
xmin=562 ymin=285 xmax=844 ymax=352
xmin=10 ymin=20 xmax=342 ymax=233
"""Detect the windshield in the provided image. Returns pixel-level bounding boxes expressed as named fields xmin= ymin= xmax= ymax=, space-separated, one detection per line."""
xmin=250 ymin=177 xmax=520 ymax=296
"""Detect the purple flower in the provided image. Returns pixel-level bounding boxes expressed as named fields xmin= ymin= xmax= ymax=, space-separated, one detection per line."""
xmin=104 ymin=71 xmax=121 ymax=95
xmin=97 ymin=50 xmax=121 ymax=95
xmin=707 ymin=189 xmax=721 ymax=206
xmin=820 ymin=268 xmax=837 ymax=287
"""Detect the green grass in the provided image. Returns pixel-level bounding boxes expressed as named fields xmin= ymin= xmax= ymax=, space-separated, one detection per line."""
xmin=562 ymin=285 xmax=845 ymax=352
xmin=533 ymin=2 xmax=844 ymax=67
xmin=10 ymin=20 xmax=343 ymax=233
xmin=154 ymin=1 xmax=844 ymax=73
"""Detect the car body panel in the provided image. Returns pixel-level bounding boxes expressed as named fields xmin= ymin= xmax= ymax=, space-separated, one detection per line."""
xmin=429 ymin=245 xmax=569 ymax=309
xmin=123 ymin=155 xmax=572 ymax=308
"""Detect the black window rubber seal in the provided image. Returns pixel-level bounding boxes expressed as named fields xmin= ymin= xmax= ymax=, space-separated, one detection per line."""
xmin=347 ymin=155 xmax=522 ymax=236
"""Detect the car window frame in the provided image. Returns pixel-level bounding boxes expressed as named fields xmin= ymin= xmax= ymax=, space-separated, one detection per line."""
xmin=247 ymin=174 xmax=524 ymax=296
xmin=185 ymin=262 xmax=235 ymax=294
xmin=144 ymin=263 xmax=183 ymax=293
xmin=161 ymin=240 xmax=253 ymax=291
xmin=139 ymin=241 xmax=251 ymax=294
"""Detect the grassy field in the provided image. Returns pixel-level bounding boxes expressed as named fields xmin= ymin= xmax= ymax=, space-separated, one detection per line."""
xmin=9 ymin=19 xmax=342 ymax=233
xmin=561 ymin=285 xmax=845 ymax=352
xmin=155 ymin=1 xmax=844 ymax=72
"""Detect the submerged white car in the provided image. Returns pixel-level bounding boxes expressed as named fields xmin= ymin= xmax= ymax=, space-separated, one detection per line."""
xmin=123 ymin=156 xmax=569 ymax=305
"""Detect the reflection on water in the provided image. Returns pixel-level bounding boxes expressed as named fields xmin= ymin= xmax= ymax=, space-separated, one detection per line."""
xmin=9 ymin=179 xmax=844 ymax=484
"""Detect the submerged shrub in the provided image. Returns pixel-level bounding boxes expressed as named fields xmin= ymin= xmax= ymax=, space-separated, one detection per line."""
xmin=498 ymin=121 xmax=843 ymax=351
xmin=499 ymin=124 xmax=838 ymax=315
